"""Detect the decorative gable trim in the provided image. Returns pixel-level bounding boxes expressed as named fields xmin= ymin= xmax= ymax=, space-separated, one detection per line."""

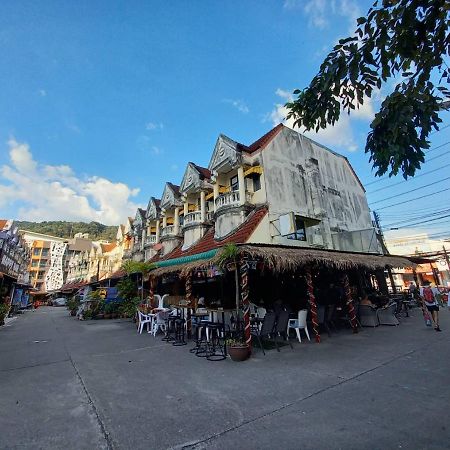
xmin=180 ymin=163 xmax=202 ymax=194
xmin=160 ymin=183 xmax=182 ymax=210
xmin=208 ymin=134 xmax=242 ymax=173
xmin=146 ymin=197 xmax=161 ymax=220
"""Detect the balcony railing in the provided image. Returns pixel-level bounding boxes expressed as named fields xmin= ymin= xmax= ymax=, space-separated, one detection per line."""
xmin=215 ymin=191 xmax=241 ymax=210
xmin=183 ymin=211 xmax=202 ymax=226
xmin=161 ymin=225 xmax=176 ymax=238
xmin=145 ymin=235 xmax=157 ymax=246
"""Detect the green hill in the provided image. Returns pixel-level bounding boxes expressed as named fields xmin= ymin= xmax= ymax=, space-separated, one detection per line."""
xmin=17 ymin=221 xmax=118 ymax=242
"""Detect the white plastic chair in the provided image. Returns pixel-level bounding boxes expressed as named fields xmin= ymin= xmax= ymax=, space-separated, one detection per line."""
xmin=157 ymin=294 xmax=169 ymax=309
xmin=256 ymin=307 xmax=267 ymax=319
xmin=287 ymin=309 xmax=310 ymax=342
xmin=152 ymin=311 xmax=168 ymax=336
xmin=137 ymin=310 xmax=154 ymax=334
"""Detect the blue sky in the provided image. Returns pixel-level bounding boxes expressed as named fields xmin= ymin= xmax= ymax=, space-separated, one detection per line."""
xmin=1 ymin=0 xmax=449 ymax=242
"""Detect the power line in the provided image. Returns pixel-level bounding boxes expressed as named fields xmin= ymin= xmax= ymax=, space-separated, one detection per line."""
xmin=383 ymin=208 xmax=450 ymax=226
xmin=368 ymin=162 xmax=450 ymax=194
xmin=376 ymin=187 xmax=450 ymax=210
xmin=364 ymin=142 xmax=450 ymax=186
xmin=387 ymin=214 xmax=450 ymax=229
xmin=370 ymin=176 xmax=450 ymax=205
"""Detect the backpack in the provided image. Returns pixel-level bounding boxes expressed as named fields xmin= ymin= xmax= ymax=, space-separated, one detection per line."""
xmin=423 ymin=287 xmax=435 ymax=304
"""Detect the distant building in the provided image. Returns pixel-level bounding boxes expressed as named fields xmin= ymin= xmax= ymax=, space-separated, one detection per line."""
xmin=0 ymin=219 xmax=30 ymax=301
xmin=21 ymin=231 xmax=68 ymax=293
xmin=386 ymin=233 xmax=450 ymax=287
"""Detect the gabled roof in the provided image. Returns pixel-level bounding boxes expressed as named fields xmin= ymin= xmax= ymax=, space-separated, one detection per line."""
xmin=167 ymin=182 xmax=180 ymax=196
xmin=245 ymin=123 xmax=284 ymax=154
xmin=153 ymin=206 xmax=267 ymax=263
xmin=101 ymin=243 xmax=116 ymax=253
xmin=191 ymin=163 xmax=211 ymax=180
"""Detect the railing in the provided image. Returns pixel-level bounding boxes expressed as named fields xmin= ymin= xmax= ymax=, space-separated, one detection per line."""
xmin=183 ymin=211 xmax=202 ymax=226
xmin=206 ymin=211 xmax=214 ymax=221
xmin=161 ymin=225 xmax=176 ymax=237
xmin=215 ymin=191 xmax=241 ymax=210
xmin=145 ymin=235 xmax=157 ymax=245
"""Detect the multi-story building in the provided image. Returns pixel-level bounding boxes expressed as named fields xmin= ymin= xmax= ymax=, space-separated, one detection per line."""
xmin=65 ymin=234 xmax=93 ymax=283
xmin=21 ymin=231 xmax=68 ymax=293
xmin=130 ymin=124 xmax=380 ymax=262
xmin=0 ymin=220 xmax=30 ymax=301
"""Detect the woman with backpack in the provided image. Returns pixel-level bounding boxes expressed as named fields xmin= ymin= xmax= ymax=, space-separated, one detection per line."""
xmin=420 ymin=281 xmax=442 ymax=332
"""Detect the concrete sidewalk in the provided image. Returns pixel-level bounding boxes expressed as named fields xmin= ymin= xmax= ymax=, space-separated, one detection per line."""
xmin=1 ymin=306 xmax=449 ymax=449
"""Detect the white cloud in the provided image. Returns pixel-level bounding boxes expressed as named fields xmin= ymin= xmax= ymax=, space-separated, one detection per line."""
xmin=146 ymin=121 xmax=164 ymax=131
xmin=38 ymin=89 xmax=46 ymax=97
xmin=266 ymin=88 xmax=377 ymax=152
xmin=151 ymin=146 xmax=163 ymax=156
xmin=285 ymin=0 xmax=361 ymax=31
xmin=222 ymin=98 xmax=250 ymax=114
xmin=0 ymin=138 xmax=141 ymax=225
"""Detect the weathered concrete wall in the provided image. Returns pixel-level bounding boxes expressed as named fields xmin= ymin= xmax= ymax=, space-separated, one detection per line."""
xmin=261 ymin=127 xmax=373 ymax=251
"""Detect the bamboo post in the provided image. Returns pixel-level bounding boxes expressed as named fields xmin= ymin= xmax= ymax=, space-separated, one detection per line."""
xmin=240 ymin=260 xmax=252 ymax=348
xmin=305 ymin=268 xmax=320 ymax=343
xmin=185 ymin=272 xmax=193 ymax=338
xmin=343 ymin=273 xmax=358 ymax=333
xmin=149 ymin=276 xmax=156 ymax=307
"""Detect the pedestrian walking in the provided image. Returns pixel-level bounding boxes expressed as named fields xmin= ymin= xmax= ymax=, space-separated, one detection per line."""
xmin=420 ymin=281 xmax=442 ymax=332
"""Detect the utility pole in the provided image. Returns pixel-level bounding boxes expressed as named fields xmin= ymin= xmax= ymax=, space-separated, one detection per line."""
xmin=443 ymin=245 xmax=450 ymax=283
xmin=373 ymin=211 xmax=397 ymax=293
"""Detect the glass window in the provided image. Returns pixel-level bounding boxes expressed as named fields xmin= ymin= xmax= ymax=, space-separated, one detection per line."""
xmin=252 ymin=174 xmax=261 ymax=191
xmin=230 ymin=175 xmax=239 ymax=191
xmin=286 ymin=217 xmax=307 ymax=241
xmin=33 ymin=248 xmax=41 ymax=256
xmin=41 ymin=249 xmax=49 ymax=256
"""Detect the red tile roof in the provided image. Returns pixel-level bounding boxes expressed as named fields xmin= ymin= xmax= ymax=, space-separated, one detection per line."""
xmin=192 ymin=163 xmax=211 ymax=180
xmin=167 ymin=182 xmax=180 ymax=196
xmin=0 ymin=220 xmax=8 ymax=230
xmin=246 ymin=124 xmax=284 ymax=154
xmin=101 ymin=243 xmax=117 ymax=253
xmin=155 ymin=206 xmax=267 ymax=263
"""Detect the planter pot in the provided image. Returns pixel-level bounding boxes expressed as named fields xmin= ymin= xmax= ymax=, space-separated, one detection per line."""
xmin=112 ymin=313 xmax=119 ymax=319
xmin=94 ymin=314 xmax=104 ymax=320
xmin=104 ymin=313 xmax=112 ymax=319
xmin=70 ymin=310 xmax=77 ymax=316
xmin=227 ymin=345 xmax=250 ymax=362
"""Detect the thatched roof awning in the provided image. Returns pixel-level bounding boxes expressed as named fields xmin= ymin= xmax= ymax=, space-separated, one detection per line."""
xmin=238 ymin=244 xmax=414 ymax=272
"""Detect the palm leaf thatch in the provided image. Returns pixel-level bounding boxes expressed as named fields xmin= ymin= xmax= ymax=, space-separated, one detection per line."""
xmin=238 ymin=244 xmax=414 ymax=273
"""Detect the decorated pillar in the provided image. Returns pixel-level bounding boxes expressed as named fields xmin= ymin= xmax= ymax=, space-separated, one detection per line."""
xmin=149 ymin=276 xmax=156 ymax=307
xmin=155 ymin=220 xmax=160 ymax=243
xmin=237 ymin=166 xmax=245 ymax=205
xmin=183 ymin=200 xmax=189 ymax=217
xmin=162 ymin=213 xmax=167 ymax=228
xmin=342 ymin=273 xmax=358 ymax=334
xmin=200 ymin=190 xmax=206 ymax=222
xmin=213 ymin=181 xmax=219 ymax=212
xmin=305 ymin=267 xmax=320 ymax=343
xmin=185 ymin=272 xmax=193 ymax=338
xmin=174 ymin=207 xmax=180 ymax=235
xmin=240 ymin=260 xmax=252 ymax=349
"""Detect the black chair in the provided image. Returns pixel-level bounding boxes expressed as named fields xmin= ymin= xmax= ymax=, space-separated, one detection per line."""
xmin=273 ymin=310 xmax=294 ymax=352
xmin=251 ymin=312 xmax=276 ymax=355
xmin=317 ymin=306 xmax=331 ymax=337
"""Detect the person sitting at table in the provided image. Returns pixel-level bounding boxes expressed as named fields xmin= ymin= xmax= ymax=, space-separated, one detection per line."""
xmin=360 ymin=291 xmax=376 ymax=307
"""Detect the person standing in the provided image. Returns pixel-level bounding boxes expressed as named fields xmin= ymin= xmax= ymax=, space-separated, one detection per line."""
xmin=420 ymin=281 xmax=442 ymax=332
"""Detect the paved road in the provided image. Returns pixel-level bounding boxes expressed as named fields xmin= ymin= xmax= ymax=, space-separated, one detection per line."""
xmin=1 ymin=306 xmax=449 ymax=449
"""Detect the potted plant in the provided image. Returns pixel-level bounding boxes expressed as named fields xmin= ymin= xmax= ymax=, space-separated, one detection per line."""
xmin=226 ymin=338 xmax=250 ymax=362
xmin=0 ymin=303 xmax=10 ymax=326
xmin=66 ymin=296 xmax=80 ymax=317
